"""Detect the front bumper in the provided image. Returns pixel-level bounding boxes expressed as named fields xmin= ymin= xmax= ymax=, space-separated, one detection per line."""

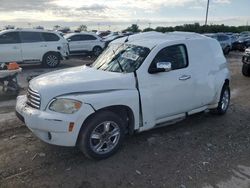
xmin=15 ymin=95 xmax=95 ymax=146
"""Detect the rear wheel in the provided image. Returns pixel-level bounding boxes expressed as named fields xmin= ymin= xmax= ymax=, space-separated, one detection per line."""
xmin=42 ymin=52 xmax=60 ymax=68
xmin=211 ymin=85 xmax=230 ymax=115
xmin=78 ymin=111 xmax=126 ymax=160
xmin=92 ymin=46 xmax=103 ymax=57
xmin=242 ymin=64 xmax=250 ymax=77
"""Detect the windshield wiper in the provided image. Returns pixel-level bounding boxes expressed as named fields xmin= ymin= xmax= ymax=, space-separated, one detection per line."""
xmin=112 ymin=50 xmax=124 ymax=72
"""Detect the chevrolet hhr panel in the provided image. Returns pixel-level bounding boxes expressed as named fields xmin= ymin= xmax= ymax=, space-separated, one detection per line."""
xmin=16 ymin=32 xmax=230 ymax=159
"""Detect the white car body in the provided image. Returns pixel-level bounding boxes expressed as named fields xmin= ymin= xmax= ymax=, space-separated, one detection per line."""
xmin=0 ymin=29 xmax=69 ymax=64
xmin=64 ymin=32 xmax=105 ymax=54
xmin=16 ymin=32 xmax=230 ymax=147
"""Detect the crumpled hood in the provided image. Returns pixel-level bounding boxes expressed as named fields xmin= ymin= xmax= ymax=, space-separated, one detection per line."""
xmin=29 ymin=66 xmax=136 ymax=109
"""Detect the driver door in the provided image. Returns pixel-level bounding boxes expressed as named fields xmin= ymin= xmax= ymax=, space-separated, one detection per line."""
xmin=138 ymin=44 xmax=197 ymax=125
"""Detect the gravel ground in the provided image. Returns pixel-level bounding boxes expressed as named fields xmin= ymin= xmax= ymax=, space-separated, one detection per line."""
xmin=0 ymin=52 xmax=250 ymax=188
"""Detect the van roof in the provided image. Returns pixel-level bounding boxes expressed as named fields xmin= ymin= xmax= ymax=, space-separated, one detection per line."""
xmin=112 ymin=31 xmax=210 ymax=49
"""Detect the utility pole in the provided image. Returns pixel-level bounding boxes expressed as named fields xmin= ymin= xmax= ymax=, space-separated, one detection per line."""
xmin=205 ymin=0 xmax=210 ymax=25
xmin=148 ymin=22 xmax=151 ymax=28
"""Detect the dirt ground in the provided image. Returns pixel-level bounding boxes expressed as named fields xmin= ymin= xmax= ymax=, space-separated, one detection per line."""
xmin=0 ymin=52 xmax=250 ymax=188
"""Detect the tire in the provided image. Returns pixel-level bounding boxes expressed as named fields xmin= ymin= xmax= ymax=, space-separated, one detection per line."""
xmin=78 ymin=111 xmax=126 ymax=160
xmin=92 ymin=46 xmax=103 ymax=57
xmin=211 ymin=84 xmax=230 ymax=115
xmin=242 ymin=64 xmax=250 ymax=77
xmin=42 ymin=52 xmax=60 ymax=68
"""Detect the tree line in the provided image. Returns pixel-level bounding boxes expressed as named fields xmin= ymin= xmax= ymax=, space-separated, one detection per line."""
xmin=123 ymin=23 xmax=250 ymax=34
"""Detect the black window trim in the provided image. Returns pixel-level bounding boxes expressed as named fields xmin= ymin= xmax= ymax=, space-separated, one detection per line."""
xmin=148 ymin=43 xmax=189 ymax=73
xmin=84 ymin=34 xmax=97 ymax=41
xmin=0 ymin=31 xmax=21 ymax=44
xmin=69 ymin=34 xmax=81 ymax=41
xmin=69 ymin=34 xmax=97 ymax=41
xmin=41 ymin=32 xmax=60 ymax=42
xmin=19 ymin=31 xmax=43 ymax=43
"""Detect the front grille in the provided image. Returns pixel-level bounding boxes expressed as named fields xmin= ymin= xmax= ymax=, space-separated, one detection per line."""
xmin=27 ymin=87 xmax=41 ymax=109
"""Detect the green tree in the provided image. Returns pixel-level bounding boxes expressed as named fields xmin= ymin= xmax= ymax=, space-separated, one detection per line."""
xmin=78 ymin=25 xmax=87 ymax=32
xmin=53 ymin=25 xmax=60 ymax=30
xmin=143 ymin=27 xmax=155 ymax=32
xmin=123 ymin=24 xmax=141 ymax=33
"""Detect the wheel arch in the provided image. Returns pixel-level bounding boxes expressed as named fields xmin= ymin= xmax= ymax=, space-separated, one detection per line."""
xmin=42 ymin=51 xmax=61 ymax=62
xmin=77 ymin=105 xmax=135 ymax=145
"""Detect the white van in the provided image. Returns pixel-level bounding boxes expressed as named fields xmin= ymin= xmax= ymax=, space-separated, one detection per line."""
xmin=0 ymin=29 xmax=69 ymax=68
xmin=16 ymin=32 xmax=230 ymax=159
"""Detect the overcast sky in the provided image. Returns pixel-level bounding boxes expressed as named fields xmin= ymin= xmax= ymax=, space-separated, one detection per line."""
xmin=0 ymin=0 xmax=249 ymax=30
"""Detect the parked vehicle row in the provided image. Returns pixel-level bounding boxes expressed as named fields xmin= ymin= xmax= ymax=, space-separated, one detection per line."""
xmin=16 ymin=31 xmax=231 ymax=159
xmin=204 ymin=33 xmax=232 ymax=55
xmin=0 ymin=29 xmax=69 ymax=68
xmin=204 ymin=32 xmax=250 ymax=54
xmin=232 ymin=36 xmax=250 ymax=51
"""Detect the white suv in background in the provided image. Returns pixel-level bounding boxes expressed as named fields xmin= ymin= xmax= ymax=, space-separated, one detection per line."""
xmin=64 ymin=32 xmax=105 ymax=56
xmin=0 ymin=29 xmax=69 ymax=68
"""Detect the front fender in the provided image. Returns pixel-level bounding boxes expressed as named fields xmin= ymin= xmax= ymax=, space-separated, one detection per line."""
xmin=81 ymin=90 xmax=140 ymax=130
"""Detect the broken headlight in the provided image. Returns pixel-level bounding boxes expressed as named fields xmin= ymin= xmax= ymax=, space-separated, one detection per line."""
xmin=49 ymin=99 xmax=82 ymax=114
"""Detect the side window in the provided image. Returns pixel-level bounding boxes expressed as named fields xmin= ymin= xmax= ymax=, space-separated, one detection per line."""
xmin=20 ymin=32 xmax=43 ymax=43
xmin=84 ymin=35 xmax=97 ymax=40
xmin=42 ymin=33 xmax=60 ymax=41
xmin=0 ymin=32 xmax=20 ymax=44
xmin=151 ymin=44 xmax=188 ymax=70
xmin=69 ymin=35 xmax=81 ymax=41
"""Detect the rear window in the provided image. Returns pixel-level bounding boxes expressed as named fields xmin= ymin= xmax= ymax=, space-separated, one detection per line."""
xmin=0 ymin=32 xmax=20 ymax=44
xmin=82 ymin=35 xmax=97 ymax=40
xmin=20 ymin=32 xmax=42 ymax=43
xmin=42 ymin=32 xmax=60 ymax=41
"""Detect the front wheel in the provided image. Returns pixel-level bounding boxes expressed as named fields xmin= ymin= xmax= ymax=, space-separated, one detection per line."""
xmin=42 ymin=52 xmax=60 ymax=68
xmin=78 ymin=111 xmax=126 ymax=160
xmin=242 ymin=64 xmax=250 ymax=77
xmin=211 ymin=85 xmax=230 ymax=115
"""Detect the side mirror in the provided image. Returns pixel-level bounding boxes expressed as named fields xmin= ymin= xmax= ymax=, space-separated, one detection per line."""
xmin=67 ymin=38 xmax=71 ymax=42
xmin=156 ymin=62 xmax=172 ymax=71
xmin=149 ymin=62 xmax=172 ymax=74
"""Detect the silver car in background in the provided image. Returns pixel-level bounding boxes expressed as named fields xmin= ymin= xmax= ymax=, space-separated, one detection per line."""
xmin=204 ymin=33 xmax=231 ymax=55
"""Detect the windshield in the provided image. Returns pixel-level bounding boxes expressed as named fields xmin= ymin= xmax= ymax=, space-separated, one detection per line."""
xmin=92 ymin=43 xmax=150 ymax=73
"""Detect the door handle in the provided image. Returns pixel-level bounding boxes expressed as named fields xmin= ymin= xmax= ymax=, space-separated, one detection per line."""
xmin=179 ymin=75 xmax=191 ymax=81
xmin=40 ymin=45 xmax=47 ymax=47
